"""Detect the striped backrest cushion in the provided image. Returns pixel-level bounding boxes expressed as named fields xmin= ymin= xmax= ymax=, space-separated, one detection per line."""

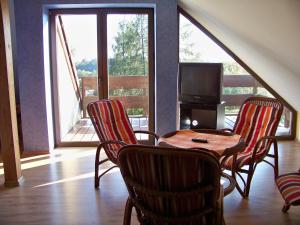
xmin=118 ymin=145 xmax=221 ymax=224
xmin=87 ymin=99 xmax=138 ymax=151
xmin=233 ymin=97 xmax=283 ymax=153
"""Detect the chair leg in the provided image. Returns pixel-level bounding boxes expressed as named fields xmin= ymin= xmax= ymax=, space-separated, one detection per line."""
xmin=282 ymin=204 xmax=290 ymax=213
xmin=123 ymin=198 xmax=133 ymax=225
xmin=95 ymin=145 xmax=102 ymax=189
xmin=244 ymin=164 xmax=255 ymax=198
xmin=231 ymin=165 xmax=247 ymax=198
xmin=272 ymin=140 xmax=279 ymax=179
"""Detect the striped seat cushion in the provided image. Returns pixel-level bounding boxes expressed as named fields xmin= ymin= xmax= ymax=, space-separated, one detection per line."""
xmin=276 ymin=173 xmax=300 ymax=205
xmin=88 ymin=99 xmax=138 ymax=158
xmin=223 ymin=100 xmax=282 ymax=169
xmin=223 ymin=146 xmax=266 ymax=168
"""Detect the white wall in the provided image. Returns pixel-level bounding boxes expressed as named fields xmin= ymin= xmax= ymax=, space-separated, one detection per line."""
xmin=179 ymin=0 xmax=300 ymax=111
xmin=56 ymin=30 xmax=81 ymax=139
xmin=14 ymin=0 xmax=179 ymax=150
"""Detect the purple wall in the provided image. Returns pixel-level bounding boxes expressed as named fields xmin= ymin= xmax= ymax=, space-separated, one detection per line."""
xmin=14 ymin=0 xmax=178 ymax=150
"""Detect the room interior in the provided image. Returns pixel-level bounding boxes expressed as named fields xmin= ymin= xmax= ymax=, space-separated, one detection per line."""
xmin=1 ymin=0 xmax=300 ymax=224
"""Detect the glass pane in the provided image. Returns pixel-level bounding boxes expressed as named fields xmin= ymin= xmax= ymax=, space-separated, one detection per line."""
xmin=107 ymin=14 xmax=149 ymax=140
xmin=56 ymin=15 xmax=99 ymax=142
xmin=179 ymin=14 xmax=292 ymax=136
xmin=179 ymin=15 xmax=248 ymax=75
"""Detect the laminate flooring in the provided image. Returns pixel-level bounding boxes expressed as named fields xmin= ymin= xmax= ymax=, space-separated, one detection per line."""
xmin=0 ymin=141 xmax=300 ymax=225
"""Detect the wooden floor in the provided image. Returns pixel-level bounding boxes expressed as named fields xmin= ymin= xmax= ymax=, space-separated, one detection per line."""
xmin=62 ymin=119 xmax=99 ymax=142
xmin=61 ymin=117 xmax=149 ymax=143
xmin=0 ymin=141 xmax=300 ymax=225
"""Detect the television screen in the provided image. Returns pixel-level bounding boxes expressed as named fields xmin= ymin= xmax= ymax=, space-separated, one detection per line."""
xmin=179 ymin=63 xmax=223 ymax=104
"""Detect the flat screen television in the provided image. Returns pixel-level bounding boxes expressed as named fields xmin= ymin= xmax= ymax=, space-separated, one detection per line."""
xmin=178 ymin=63 xmax=223 ymax=104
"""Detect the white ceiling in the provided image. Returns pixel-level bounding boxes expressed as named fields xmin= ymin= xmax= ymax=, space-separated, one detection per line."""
xmin=179 ymin=0 xmax=300 ymax=111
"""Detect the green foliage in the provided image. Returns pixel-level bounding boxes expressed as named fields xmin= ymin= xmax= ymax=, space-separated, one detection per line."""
xmin=179 ymin=21 xmax=201 ymax=62
xmin=75 ymin=59 xmax=97 ymax=77
xmin=223 ymin=62 xmax=249 ymax=75
xmin=223 ymin=87 xmax=253 ymax=95
xmin=225 ymin=106 xmax=240 ymax=115
xmin=109 ymin=15 xmax=148 ymax=76
xmin=127 ymin=108 xmax=144 ymax=116
xmin=109 ymin=88 xmax=145 ymax=97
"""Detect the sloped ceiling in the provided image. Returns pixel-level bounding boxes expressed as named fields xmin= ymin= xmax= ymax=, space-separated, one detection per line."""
xmin=179 ymin=0 xmax=300 ymax=111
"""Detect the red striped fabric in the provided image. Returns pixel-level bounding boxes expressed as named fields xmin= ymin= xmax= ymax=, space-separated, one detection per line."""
xmin=88 ymin=99 xmax=138 ymax=158
xmin=118 ymin=146 xmax=222 ymax=224
xmin=224 ymin=98 xmax=282 ymax=168
xmin=276 ymin=173 xmax=300 ymax=205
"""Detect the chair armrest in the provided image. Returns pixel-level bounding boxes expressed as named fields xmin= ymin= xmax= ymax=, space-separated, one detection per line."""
xmin=251 ymin=135 xmax=277 ymax=157
xmin=257 ymin=135 xmax=278 ymax=142
xmin=97 ymin=140 xmax=127 ymax=150
xmin=134 ymin=130 xmax=160 ymax=140
xmin=96 ymin=140 xmax=127 ymax=165
xmin=221 ymin=172 xmax=236 ymax=197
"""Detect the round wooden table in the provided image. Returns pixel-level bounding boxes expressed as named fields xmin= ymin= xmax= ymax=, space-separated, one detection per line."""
xmin=158 ymin=129 xmax=245 ymax=162
xmin=158 ymin=129 xmax=245 ymax=196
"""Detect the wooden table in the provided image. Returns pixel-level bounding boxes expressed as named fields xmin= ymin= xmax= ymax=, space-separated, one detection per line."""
xmin=158 ymin=129 xmax=245 ymax=161
xmin=158 ymin=129 xmax=245 ymax=195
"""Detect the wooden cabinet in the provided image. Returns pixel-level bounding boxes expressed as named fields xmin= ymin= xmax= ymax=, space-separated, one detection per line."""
xmin=179 ymin=102 xmax=224 ymax=130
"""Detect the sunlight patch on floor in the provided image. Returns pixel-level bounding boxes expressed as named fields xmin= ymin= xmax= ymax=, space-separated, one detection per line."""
xmin=32 ymin=168 xmax=119 ymax=188
xmin=0 ymin=149 xmax=97 ymax=175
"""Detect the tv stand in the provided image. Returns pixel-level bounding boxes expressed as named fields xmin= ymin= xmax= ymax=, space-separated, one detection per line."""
xmin=178 ymin=102 xmax=224 ymax=130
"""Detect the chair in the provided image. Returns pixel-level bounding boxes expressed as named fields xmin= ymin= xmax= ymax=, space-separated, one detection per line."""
xmin=118 ymin=145 xmax=236 ymax=225
xmin=223 ymin=96 xmax=283 ymax=198
xmin=87 ymin=99 xmax=159 ymax=188
xmin=276 ymin=168 xmax=300 ymax=212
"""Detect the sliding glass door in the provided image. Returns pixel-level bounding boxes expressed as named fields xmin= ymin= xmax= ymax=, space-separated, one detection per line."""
xmin=51 ymin=9 xmax=154 ymax=146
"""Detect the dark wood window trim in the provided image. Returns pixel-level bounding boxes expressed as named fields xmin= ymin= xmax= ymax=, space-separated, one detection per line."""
xmin=177 ymin=6 xmax=296 ymax=140
xmin=50 ymin=8 xmax=155 ymax=146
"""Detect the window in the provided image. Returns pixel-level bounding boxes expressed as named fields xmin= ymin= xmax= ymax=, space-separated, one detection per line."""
xmin=179 ymin=10 xmax=295 ymax=139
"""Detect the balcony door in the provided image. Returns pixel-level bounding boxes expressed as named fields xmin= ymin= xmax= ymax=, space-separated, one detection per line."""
xmin=50 ymin=8 xmax=154 ymax=146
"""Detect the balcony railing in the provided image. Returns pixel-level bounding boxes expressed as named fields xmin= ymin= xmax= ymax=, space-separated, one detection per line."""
xmin=81 ymin=76 xmax=149 ymax=119
xmin=223 ymin=75 xmax=291 ymax=132
xmin=81 ymin=75 xmax=291 ymax=133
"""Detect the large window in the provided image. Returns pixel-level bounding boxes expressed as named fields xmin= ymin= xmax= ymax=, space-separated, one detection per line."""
xmin=179 ymin=11 xmax=295 ymax=138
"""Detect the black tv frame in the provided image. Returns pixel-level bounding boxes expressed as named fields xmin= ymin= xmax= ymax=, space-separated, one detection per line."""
xmin=178 ymin=62 xmax=223 ymax=105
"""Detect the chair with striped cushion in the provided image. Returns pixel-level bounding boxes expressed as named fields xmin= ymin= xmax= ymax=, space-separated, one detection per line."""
xmin=223 ymin=96 xmax=283 ymax=198
xmin=276 ymin=169 xmax=300 ymax=212
xmin=118 ymin=145 xmax=236 ymax=225
xmin=87 ymin=99 xmax=159 ymax=188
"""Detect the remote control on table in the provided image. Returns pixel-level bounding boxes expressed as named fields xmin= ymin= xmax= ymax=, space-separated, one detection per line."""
xmin=191 ymin=138 xmax=208 ymax=143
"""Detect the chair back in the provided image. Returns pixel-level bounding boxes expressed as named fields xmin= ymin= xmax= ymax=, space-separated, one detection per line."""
xmin=87 ymin=99 xmax=138 ymax=152
xmin=118 ymin=145 xmax=223 ymax=225
xmin=233 ymin=96 xmax=283 ymax=154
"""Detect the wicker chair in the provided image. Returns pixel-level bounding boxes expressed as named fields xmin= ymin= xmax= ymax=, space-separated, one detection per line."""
xmin=118 ymin=145 xmax=236 ymax=225
xmin=276 ymin=168 xmax=300 ymax=212
xmin=87 ymin=99 xmax=159 ymax=188
xmin=222 ymin=96 xmax=283 ymax=198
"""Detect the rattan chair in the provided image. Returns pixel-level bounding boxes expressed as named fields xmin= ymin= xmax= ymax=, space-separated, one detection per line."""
xmin=118 ymin=145 xmax=235 ymax=225
xmin=222 ymin=96 xmax=283 ymax=198
xmin=87 ymin=99 xmax=159 ymax=188
xmin=276 ymin=168 xmax=300 ymax=212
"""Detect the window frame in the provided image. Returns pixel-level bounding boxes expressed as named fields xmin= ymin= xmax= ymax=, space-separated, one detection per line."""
xmin=50 ymin=8 xmax=155 ymax=146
